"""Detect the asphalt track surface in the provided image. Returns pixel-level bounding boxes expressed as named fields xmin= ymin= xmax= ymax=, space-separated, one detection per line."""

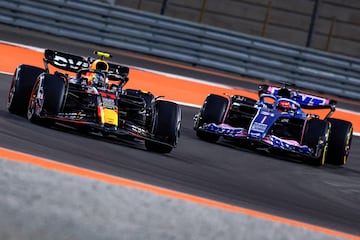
xmin=1 ymin=24 xmax=360 ymax=236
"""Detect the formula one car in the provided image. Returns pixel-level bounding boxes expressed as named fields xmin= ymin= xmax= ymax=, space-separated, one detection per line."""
xmin=7 ymin=49 xmax=181 ymax=153
xmin=194 ymin=84 xmax=353 ymax=165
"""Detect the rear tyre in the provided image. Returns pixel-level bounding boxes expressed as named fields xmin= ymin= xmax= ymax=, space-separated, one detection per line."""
xmin=326 ymin=118 xmax=353 ymax=165
xmin=195 ymin=94 xmax=229 ymax=143
xmin=302 ymin=118 xmax=330 ymax=166
xmin=7 ymin=65 xmax=44 ymax=116
xmin=145 ymin=101 xmax=181 ymax=153
xmin=27 ymin=73 xmax=65 ymax=126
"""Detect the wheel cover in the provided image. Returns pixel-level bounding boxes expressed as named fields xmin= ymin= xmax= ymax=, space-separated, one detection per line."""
xmin=27 ymin=91 xmax=37 ymax=119
xmin=343 ymin=127 xmax=353 ymax=165
xmin=319 ymin=126 xmax=330 ymax=165
xmin=7 ymin=83 xmax=16 ymax=108
xmin=7 ymin=71 xmax=19 ymax=109
xmin=27 ymin=81 xmax=43 ymax=120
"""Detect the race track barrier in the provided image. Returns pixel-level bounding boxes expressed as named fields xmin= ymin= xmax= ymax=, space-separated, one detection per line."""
xmin=0 ymin=0 xmax=359 ymax=100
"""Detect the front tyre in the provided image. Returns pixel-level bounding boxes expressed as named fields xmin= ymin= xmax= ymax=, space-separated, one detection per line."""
xmin=7 ymin=64 xmax=44 ymax=116
xmin=326 ymin=118 xmax=353 ymax=165
xmin=195 ymin=94 xmax=229 ymax=143
xmin=27 ymin=73 xmax=65 ymax=126
xmin=145 ymin=101 xmax=181 ymax=153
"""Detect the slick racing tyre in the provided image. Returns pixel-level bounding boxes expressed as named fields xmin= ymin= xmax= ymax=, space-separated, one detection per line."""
xmin=145 ymin=100 xmax=181 ymax=153
xmin=302 ymin=118 xmax=330 ymax=166
xmin=27 ymin=73 xmax=65 ymax=125
xmin=7 ymin=64 xmax=44 ymax=116
xmin=326 ymin=118 xmax=353 ymax=165
xmin=195 ymin=94 xmax=229 ymax=143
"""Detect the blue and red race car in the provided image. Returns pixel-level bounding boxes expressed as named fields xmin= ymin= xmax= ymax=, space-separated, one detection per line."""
xmin=194 ymin=84 xmax=353 ymax=165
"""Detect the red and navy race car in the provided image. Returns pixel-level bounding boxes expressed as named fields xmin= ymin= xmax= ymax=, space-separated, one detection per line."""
xmin=7 ymin=49 xmax=181 ymax=153
xmin=194 ymin=84 xmax=353 ymax=165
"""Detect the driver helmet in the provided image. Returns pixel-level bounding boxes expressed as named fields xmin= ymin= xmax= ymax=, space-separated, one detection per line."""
xmin=91 ymin=73 xmax=106 ymax=87
xmin=276 ymin=100 xmax=292 ymax=112
xmin=87 ymin=59 xmax=109 ymax=86
xmin=90 ymin=59 xmax=109 ymax=72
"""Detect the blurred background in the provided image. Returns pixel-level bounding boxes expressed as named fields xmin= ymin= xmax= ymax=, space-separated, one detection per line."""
xmin=1 ymin=0 xmax=359 ymax=100
xmin=106 ymin=0 xmax=360 ymax=58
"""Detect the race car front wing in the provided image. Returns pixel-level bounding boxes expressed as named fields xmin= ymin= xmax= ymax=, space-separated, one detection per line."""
xmin=198 ymin=123 xmax=314 ymax=156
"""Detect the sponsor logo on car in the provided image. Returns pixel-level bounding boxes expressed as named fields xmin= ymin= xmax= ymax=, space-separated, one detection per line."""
xmin=102 ymin=97 xmax=116 ymax=109
xmin=131 ymin=125 xmax=147 ymax=136
xmin=296 ymin=94 xmax=328 ymax=106
xmin=206 ymin=123 xmax=246 ymax=137
xmin=58 ymin=112 xmax=86 ymax=120
xmin=53 ymin=55 xmax=89 ymax=70
xmin=270 ymin=88 xmax=328 ymax=106
xmin=251 ymin=122 xmax=268 ymax=132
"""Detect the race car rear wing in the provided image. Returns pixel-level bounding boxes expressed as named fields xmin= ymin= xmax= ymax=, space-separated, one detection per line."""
xmin=43 ymin=49 xmax=130 ymax=78
xmin=104 ymin=61 xmax=129 ymax=79
xmin=44 ymin=49 xmax=89 ymax=72
xmin=259 ymin=84 xmax=336 ymax=118
xmin=259 ymin=85 xmax=336 ymax=107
